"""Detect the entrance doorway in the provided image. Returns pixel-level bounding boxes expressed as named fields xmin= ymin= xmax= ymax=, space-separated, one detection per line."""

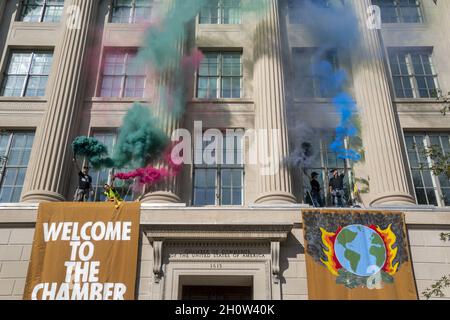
xmin=178 ymin=275 xmax=254 ymax=300
xmin=182 ymin=286 xmax=253 ymax=300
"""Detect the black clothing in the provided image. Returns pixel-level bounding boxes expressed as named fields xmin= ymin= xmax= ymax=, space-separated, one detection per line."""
xmin=329 ymin=173 xmax=345 ymax=190
xmin=310 ymin=179 xmax=320 ymax=194
xmin=78 ymin=171 xmax=92 ymax=190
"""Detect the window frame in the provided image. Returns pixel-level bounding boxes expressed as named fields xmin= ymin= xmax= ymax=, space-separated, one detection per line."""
xmin=196 ymin=51 xmax=243 ymax=100
xmin=292 ymin=47 xmax=339 ymax=99
xmin=300 ymin=135 xmax=355 ymax=206
xmin=1 ymin=50 xmax=54 ymax=97
xmin=99 ymin=49 xmax=146 ymax=98
xmin=110 ymin=0 xmax=153 ymax=24
xmin=372 ymin=0 xmax=423 ymax=24
xmin=192 ymin=129 xmax=245 ymax=206
xmin=0 ymin=131 xmax=35 ymax=203
xmin=19 ymin=0 xmax=65 ymax=23
xmin=404 ymin=132 xmax=449 ymax=207
xmin=288 ymin=0 xmax=331 ymax=24
xmin=88 ymin=131 xmax=137 ymax=202
xmin=199 ymin=0 xmax=242 ymax=25
xmin=388 ymin=49 xmax=439 ymax=99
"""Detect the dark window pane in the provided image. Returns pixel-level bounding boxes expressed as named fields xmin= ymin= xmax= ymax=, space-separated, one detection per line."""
xmin=426 ymin=188 xmax=438 ymax=206
xmin=232 ymin=189 xmax=242 ymax=205
xmin=415 ymin=188 xmax=427 ymax=205
xmin=442 ymin=188 xmax=450 ymax=206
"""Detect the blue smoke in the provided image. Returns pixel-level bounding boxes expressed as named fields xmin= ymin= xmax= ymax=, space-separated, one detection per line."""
xmin=330 ymin=93 xmax=360 ymax=161
xmin=312 ymin=60 xmax=361 ymax=161
xmin=297 ymin=0 xmax=362 ymax=161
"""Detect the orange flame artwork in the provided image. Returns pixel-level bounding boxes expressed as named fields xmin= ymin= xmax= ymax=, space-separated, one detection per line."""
xmin=319 ymin=223 xmax=400 ymax=289
xmin=371 ymin=224 xmax=399 ymax=276
xmin=319 ymin=227 xmax=342 ymax=276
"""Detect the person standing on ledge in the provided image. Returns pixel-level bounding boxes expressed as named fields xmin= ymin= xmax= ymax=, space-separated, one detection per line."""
xmin=329 ymin=164 xmax=348 ymax=208
xmin=310 ymin=172 xmax=323 ymax=208
xmin=73 ymin=159 xmax=93 ymax=202
xmin=302 ymin=169 xmax=323 ymax=208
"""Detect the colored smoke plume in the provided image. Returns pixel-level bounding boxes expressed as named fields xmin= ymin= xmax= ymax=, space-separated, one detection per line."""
xmin=71 ymin=136 xmax=114 ymax=170
xmin=114 ymin=166 xmax=171 ymax=185
xmin=287 ymin=124 xmax=321 ymax=169
xmin=313 ymin=60 xmax=361 ymax=161
xmin=295 ymin=0 xmax=359 ymax=53
xmin=114 ymin=143 xmax=184 ymax=185
xmin=73 ymin=1 xmax=267 ymax=182
xmin=290 ymin=0 xmax=362 ymax=162
xmin=112 ymin=103 xmax=169 ymax=170
xmin=330 ymin=93 xmax=361 ymax=161
xmin=138 ymin=0 xmax=208 ymax=71
xmin=139 ymin=0 xmax=266 ymax=71
xmin=181 ymin=48 xmax=204 ymax=72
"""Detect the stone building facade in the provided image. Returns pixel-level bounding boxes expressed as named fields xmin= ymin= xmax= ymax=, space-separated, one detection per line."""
xmin=0 ymin=0 xmax=449 ymax=300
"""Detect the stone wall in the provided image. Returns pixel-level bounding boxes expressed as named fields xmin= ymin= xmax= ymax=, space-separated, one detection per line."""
xmin=409 ymin=228 xmax=450 ymax=300
xmin=137 ymin=233 xmax=154 ymax=300
xmin=0 ymin=227 xmax=34 ymax=300
xmin=0 ymin=210 xmax=449 ymax=300
xmin=280 ymin=226 xmax=308 ymax=300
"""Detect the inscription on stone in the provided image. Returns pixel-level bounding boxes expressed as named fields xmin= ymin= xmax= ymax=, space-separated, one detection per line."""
xmin=167 ymin=247 xmax=268 ymax=260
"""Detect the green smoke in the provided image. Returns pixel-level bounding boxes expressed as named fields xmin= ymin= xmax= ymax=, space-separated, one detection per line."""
xmin=139 ymin=0 xmax=266 ymax=70
xmin=139 ymin=0 xmax=207 ymax=71
xmin=112 ymin=103 xmax=169 ymax=170
xmin=71 ymin=136 xmax=114 ymax=170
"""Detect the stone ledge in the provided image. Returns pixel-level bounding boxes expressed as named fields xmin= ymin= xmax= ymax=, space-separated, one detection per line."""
xmin=145 ymin=224 xmax=293 ymax=242
xmin=0 ymin=204 xmax=449 ymax=226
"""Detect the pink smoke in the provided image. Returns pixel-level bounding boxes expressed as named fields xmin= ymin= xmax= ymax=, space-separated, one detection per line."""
xmin=114 ymin=166 xmax=171 ymax=185
xmin=181 ymin=48 xmax=204 ymax=71
xmin=114 ymin=142 xmax=184 ymax=186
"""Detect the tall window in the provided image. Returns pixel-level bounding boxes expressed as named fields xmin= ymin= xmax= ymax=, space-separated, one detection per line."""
xmin=88 ymin=132 xmax=135 ymax=202
xmin=20 ymin=0 xmax=65 ymax=23
xmin=301 ymin=134 xmax=353 ymax=206
xmin=0 ymin=132 xmax=34 ymax=203
xmin=405 ymin=133 xmax=449 ymax=207
xmin=1 ymin=51 xmax=53 ymax=97
xmin=100 ymin=50 xmax=146 ymax=98
xmin=193 ymin=130 xmax=244 ymax=206
xmin=288 ymin=0 xmax=331 ymax=24
xmin=197 ymin=52 xmax=242 ymax=99
xmin=110 ymin=0 xmax=152 ymax=24
xmin=293 ymin=48 xmax=338 ymax=98
xmin=199 ymin=0 xmax=241 ymax=24
xmin=372 ymin=0 xmax=422 ymax=23
xmin=388 ymin=49 xmax=439 ymax=98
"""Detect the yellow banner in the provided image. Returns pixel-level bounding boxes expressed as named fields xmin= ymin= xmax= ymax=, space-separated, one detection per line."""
xmin=23 ymin=202 xmax=140 ymax=300
xmin=302 ymin=209 xmax=417 ymax=300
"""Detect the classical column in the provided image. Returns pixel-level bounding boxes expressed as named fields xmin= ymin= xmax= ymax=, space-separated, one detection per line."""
xmin=140 ymin=67 xmax=184 ymax=204
xmin=22 ymin=0 xmax=98 ymax=202
xmin=351 ymin=0 xmax=415 ymax=206
xmin=141 ymin=1 xmax=183 ymax=204
xmin=253 ymin=0 xmax=296 ymax=204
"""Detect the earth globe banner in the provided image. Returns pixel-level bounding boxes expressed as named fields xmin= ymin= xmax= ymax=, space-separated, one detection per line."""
xmin=23 ymin=202 xmax=140 ymax=300
xmin=302 ymin=209 xmax=417 ymax=300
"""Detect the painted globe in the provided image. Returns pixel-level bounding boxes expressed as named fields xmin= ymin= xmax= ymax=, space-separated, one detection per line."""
xmin=334 ymin=225 xmax=387 ymax=277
